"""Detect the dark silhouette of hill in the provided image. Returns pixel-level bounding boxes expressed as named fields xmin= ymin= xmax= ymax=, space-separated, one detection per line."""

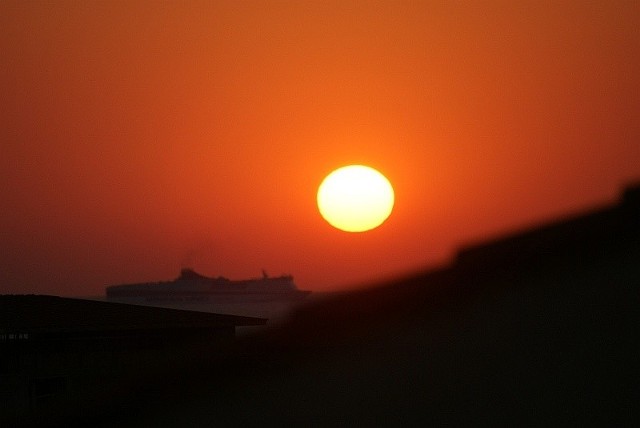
xmin=101 ymin=183 xmax=640 ymax=427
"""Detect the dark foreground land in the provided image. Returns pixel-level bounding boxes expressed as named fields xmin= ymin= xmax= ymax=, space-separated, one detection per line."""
xmin=3 ymin=185 xmax=639 ymax=426
xmin=111 ymin=185 xmax=639 ymax=426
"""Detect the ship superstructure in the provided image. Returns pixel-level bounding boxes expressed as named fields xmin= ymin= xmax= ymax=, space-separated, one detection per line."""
xmin=106 ymin=268 xmax=310 ymax=302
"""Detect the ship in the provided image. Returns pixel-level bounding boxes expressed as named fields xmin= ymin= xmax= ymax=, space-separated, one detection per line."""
xmin=106 ymin=268 xmax=311 ymax=302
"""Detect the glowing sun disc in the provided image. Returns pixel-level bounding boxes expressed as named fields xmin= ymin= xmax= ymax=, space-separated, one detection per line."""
xmin=317 ymin=165 xmax=395 ymax=232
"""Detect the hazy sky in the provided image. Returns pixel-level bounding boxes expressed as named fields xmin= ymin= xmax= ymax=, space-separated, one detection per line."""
xmin=1 ymin=1 xmax=639 ymax=295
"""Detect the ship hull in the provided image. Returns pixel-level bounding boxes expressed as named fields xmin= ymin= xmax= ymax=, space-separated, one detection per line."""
xmin=106 ymin=290 xmax=312 ymax=303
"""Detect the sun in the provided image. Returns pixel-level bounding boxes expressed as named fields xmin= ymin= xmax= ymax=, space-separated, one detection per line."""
xmin=317 ymin=165 xmax=395 ymax=232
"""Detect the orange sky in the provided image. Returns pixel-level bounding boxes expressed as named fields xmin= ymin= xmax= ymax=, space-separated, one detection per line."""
xmin=1 ymin=1 xmax=639 ymax=295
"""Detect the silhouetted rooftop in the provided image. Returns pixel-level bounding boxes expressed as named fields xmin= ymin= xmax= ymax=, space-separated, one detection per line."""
xmin=0 ymin=295 xmax=265 ymax=332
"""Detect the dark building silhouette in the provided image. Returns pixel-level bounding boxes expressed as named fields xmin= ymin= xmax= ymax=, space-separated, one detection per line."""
xmin=0 ymin=296 xmax=264 ymax=427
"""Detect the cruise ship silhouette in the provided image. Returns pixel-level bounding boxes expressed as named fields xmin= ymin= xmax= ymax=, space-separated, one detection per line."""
xmin=106 ymin=268 xmax=311 ymax=302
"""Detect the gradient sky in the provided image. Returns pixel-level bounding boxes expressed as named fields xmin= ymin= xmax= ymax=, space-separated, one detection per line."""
xmin=1 ymin=1 xmax=639 ymax=296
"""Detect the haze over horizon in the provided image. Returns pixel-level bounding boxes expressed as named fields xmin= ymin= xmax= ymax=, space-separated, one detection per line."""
xmin=1 ymin=1 xmax=639 ymax=296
